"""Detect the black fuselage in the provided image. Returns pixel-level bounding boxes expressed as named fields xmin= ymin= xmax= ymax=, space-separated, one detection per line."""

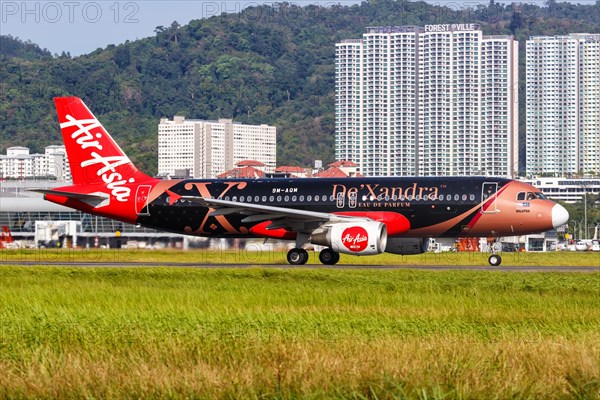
xmin=137 ymin=176 xmax=512 ymax=238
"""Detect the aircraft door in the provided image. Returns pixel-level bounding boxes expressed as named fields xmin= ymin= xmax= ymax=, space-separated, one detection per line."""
xmin=135 ymin=185 xmax=152 ymax=216
xmin=336 ymin=192 xmax=345 ymax=209
xmin=481 ymin=182 xmax=498 ymax=213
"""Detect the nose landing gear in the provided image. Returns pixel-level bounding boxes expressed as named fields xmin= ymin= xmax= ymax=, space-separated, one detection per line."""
xmin=488 ymin=254 xmax=502 ymax=266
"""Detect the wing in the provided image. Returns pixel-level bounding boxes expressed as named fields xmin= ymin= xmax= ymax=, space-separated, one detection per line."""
xmin=181 ymin=196 xmax=371 ymax=233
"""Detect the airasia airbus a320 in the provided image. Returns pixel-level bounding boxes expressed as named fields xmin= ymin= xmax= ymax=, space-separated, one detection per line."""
xmin=34 ymin=97 xmax=569 ymax=266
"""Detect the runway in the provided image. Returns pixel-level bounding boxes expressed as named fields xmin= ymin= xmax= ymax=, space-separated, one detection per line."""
xmin=1 ymin=261 xmax=599 ymax=272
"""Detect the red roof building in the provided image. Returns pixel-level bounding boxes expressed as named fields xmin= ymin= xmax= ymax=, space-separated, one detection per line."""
xmin=314 ymin=160 xmax=362 ymax=178
xmin=217 ymin=160 xmax=267 ymax=179
xmin=327 ymin=160 xmax=357 ymax=168
xmin=313 ymin=167 xmax=348 ymax=178
xmin=217 ymin=166 xmax=266 ymax=179
xmin=236 ymin=160 xmax=266 ymax=167
xmin=274 ymin=166 xmax=310 ymax=178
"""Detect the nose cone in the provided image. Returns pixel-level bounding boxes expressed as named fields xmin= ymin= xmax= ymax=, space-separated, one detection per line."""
xmin=552 ymin=204 xmax=569 ymax=229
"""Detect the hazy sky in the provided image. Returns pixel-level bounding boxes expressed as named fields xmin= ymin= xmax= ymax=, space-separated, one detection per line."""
xmin=0 ymin=0 xmax=590 ymax=56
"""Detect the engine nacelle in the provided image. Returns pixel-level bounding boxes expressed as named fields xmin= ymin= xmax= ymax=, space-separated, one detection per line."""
xmin=310 ymin=222 xmax=388 ymax=255
xmin=385 ymin=238 xmax=429 ymax=255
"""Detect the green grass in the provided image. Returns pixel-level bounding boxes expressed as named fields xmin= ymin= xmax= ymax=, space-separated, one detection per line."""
xmin=2 ymin=247 xmax=600 ymax=266
xmin=0 ymin=266 xmax=599 ymax=399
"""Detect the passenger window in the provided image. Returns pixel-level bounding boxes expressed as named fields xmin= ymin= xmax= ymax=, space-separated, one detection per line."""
xmin=269 ymin=196 xmax=274 ymax=202
xmin=240 ymin=196 xmax=245 ymax=202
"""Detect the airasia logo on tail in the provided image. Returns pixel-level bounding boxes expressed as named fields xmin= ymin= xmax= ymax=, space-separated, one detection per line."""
xmin=60 ymin=114 xmax=133 ymax=202
xmin=341 ymin=226 xmax=369 ymax=252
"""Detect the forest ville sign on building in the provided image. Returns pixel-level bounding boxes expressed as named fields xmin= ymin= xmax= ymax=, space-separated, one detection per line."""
xmin=424 ymin=24 xmax=479 ymax=32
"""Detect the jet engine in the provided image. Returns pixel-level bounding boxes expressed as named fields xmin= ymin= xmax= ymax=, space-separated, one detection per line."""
xmin=310 ymin=222 xmax=388 ymax=255
xmin=385 ymin=238 xmax=430 ymax=255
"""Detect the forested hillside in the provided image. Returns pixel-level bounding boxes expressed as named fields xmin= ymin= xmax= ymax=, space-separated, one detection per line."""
xmin=1 ymin=0 xmax=598 ymax=174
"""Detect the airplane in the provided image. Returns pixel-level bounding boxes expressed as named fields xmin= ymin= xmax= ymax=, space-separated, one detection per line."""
xmin=33 ymin=97 xmax=569 ymax=266
xmin=574 ymin=225 xmax=600 ymax=251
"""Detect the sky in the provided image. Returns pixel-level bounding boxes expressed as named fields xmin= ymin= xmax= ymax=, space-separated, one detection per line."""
xmin=0 ymin=0 xmax=592 ymax=56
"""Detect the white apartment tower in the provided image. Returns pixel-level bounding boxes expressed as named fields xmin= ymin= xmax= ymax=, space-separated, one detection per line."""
xmin=158 ymin=117 xmax=276 ymax=178
xmin=0 ymin=145 xmax=71 ymax=181
xmin=526 ymin=34 xmax=600 ymax=177
xmin=335 ymin=24 xmax=519 ymax=177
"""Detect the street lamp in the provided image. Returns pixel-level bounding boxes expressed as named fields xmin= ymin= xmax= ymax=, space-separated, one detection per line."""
xmin=581 ymin=183 xmax=588 ymax=240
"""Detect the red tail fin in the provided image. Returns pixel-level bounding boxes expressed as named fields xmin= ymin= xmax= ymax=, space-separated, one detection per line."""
xmin=54 ymin=97 xmax=152 ymax=187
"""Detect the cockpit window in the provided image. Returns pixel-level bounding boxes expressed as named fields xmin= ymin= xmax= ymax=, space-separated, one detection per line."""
xmin=518 ymin=191 xmax=547 ymax=201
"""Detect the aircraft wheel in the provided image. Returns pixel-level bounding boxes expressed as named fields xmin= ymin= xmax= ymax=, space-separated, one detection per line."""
xmin=488 ymin=254 xmax=502 ymax=266
xmin=287 ymin=248 xmax=309 ymax=265
xmin=319 ymin=248 xmax=340 ymax=265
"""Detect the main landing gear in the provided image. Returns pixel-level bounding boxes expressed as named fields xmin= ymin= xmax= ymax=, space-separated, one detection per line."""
xmin=287 ymin=248 xmax=309 ymax=265
xmin=318 ymin=248 xmax=340 ymax=265
xmin=286 ymin=247 xmax=341 ymax=265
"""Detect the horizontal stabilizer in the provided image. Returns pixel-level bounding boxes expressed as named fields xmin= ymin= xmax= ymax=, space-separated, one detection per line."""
xmin=29 ymin=189 xmax=110 ymax=208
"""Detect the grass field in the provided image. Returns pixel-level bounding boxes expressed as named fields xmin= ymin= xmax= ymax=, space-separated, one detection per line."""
xmin=0 ymin=266 xmax=599 ymax=399
xmin=2 ymin=246 xmax=600 ymax=266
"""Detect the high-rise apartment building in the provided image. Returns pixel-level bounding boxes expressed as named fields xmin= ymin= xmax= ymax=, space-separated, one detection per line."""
xmin=526 ymin=33 xmax=600 ymax=177
xmin=158 ymin=116 xmax=276 ymax=178
xmin=336 ymin=24 xmax=519 ymax=177
xmin=0 ymin=145 xmax=71 ymax=181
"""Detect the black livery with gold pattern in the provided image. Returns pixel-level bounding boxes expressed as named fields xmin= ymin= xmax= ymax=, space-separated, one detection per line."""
xmin=36 ymin=97 xmax=569 ymax=266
